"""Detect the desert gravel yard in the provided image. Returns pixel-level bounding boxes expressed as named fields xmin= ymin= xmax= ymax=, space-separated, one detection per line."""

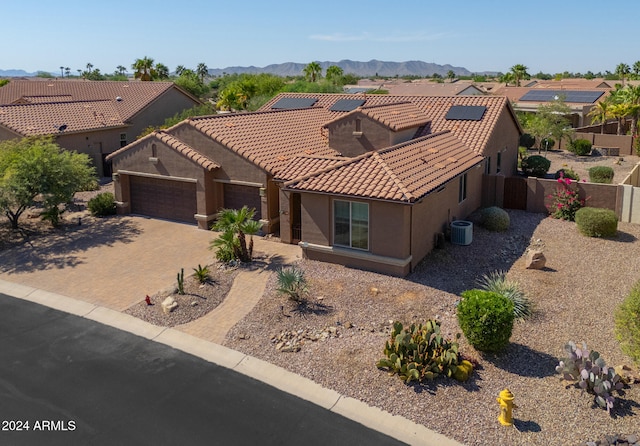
xmin=225 ymin=210 xmax=640 ymax=446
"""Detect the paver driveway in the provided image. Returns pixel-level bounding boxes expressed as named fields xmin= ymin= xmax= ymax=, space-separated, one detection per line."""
xmin=0 ymin=216 xmax=215 ymax=311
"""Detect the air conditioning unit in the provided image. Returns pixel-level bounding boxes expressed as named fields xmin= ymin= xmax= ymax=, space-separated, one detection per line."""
xmin=450 ymin=220 xmax=473 ymax=246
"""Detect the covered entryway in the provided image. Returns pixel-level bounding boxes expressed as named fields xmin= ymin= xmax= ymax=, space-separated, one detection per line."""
xmin=223 ymin=183 xmax=261 ymax=216
xmin=130 ymin=176 xmax=197 ymax=223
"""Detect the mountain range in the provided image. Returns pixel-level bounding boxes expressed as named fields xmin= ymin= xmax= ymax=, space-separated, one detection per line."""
xmin=1 ymin=60 xmax=492 ymax=79
xmin=207 ymin=60 xmax=478 ymax=77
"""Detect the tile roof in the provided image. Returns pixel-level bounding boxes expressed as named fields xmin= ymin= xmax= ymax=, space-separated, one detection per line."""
xmin=283 ymin=131 xmax=483 ymax=202
xmin=183 ymin=108 xmax=339 ymax=175
xmin=0 ymin=100 xmax=126 ymax=136
xmin=0 ymin=79 xmax=190 ymax=121
xmin=276 ymin=155 xmax=345 ymax=181
xmin=259 ymin=93 xmax=515 ymax=155
xmin=323 ymin=102 xmax=430 ymax=132
xmin=107 ymin=130 xmax=220 ymax=171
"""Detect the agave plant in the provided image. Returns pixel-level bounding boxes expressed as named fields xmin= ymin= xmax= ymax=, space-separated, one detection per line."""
xmin=476 ymin=270 xmax=533 ymax=320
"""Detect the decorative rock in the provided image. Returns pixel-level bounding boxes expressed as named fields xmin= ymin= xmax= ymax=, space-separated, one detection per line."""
xmin=161 ymin=297 xmax=178 ymax=314
xmin=525 ymin=250 xmax=546 ymax=270
xmin=191 ymin=301 xmax=198 ymax=307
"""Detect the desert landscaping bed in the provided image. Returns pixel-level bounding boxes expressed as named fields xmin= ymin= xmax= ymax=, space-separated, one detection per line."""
xmin=225 ymin=210 xmax=640 ymax=446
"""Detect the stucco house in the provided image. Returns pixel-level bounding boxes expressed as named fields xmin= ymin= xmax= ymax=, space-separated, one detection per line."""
xmin=107 ymin=93 xmax=521 ymax=275
xmin=0 ymin=80 xmax=201 ymax=176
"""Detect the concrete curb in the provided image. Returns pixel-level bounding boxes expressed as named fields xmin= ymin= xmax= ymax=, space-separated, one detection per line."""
xmin=0 ymin=278 xmax=464 ymax=446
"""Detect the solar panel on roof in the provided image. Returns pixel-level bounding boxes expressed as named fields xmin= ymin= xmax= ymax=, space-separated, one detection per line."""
xmin=271 ymin=97 xmax=318 ymax=110
xmin=519 ymin=90 xmax=604 ymax=103
xmin=329 ymin=99 xmax=366 ymax=112
xmin=445 ymin=105 xmax=486 ymax=121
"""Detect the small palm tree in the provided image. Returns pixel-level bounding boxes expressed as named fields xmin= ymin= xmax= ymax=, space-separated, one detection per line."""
xmin=276 ymin=266 xmax=309 ymax=303
xmin=615 ymin=62 xmax=630 ymax=86
xmin=510 ymin=64 xmax=530 ymax=87
xmin=211 ymin=206 xmax=261 ymax=262
xmin=132 ymin=56 xmax=157 ymax=81
xmin=175 ymin=65 xmax=186 ymax=76
xmin=325 ymin=65 xmax=344 ymax=85
xmin=155 ymin=63 xmax=170 ymax=80
xmin=587 ymin=101 xmax=610 ymax=134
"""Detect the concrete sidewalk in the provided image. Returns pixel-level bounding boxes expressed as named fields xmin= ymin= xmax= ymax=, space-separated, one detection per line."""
xmin=0 ymin=279 xmax=462 ymax=446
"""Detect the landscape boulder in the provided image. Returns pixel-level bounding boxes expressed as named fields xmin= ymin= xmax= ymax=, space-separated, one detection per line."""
xmin=525 ymin=250 xmax=546 ymax=270
xmin=161 ymin=297 xmax=178 ymax=314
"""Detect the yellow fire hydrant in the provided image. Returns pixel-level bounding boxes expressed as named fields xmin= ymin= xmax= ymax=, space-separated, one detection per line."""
xmin=497 ymin=388 xmax=517 ymax=426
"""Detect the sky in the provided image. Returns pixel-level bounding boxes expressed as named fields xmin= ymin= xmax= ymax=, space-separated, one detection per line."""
xmin=3 ymin=0 xmax=639 ymax=76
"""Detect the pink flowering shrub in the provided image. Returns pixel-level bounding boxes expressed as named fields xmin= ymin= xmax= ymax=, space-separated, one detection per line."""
xmin=547 ymin=174 xmax=586 ymax=221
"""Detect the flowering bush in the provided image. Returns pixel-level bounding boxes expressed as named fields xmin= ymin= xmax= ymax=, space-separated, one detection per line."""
xmin=547 ymin=174 xmax=586 ymax=221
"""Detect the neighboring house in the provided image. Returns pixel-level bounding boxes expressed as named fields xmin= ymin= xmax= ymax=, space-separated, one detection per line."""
xmin=348 ymin=79 xmax=485 ymax=96
xmin=107 ymin=93 xmax=521 ymax=276
xmin=0 ymin=80 xmax=201 ymax=176
xmin=492 ymin=79 xmax=612 ymax=128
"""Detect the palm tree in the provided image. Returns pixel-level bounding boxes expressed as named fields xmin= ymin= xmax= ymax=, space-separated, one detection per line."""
xmin=633 ymin=61 xmax=640 ymax=79
xmin=619 ymin=84 xmax=640 ymax=135
xmin=196 ymin=63 xmax=208 ymax=83
xmin=587 ymin=101 xmax=610 ymax=134
xmin=116 ymin=65 xmax=127 ymax=76
xmin=447 ymin=70 xmax=455 ymax=82
xmin=211 ymin=206 xmax=261 ymax=262
xmin=60 ymin=66 xmax=64 ymax=78
xmin=303 ymin=61 xmax=322 ymax=82
xmin=155 ymin=63 xmax=169 ymax=80
xmin=615 ymin=63 xmax=630 ymax=85
xmin=499 ymin=72 xmax=514 ymax=86
xmin=325 ymin=65 xmax=343 ymax=85
xmin=510 ymin=64 xmax=530 ymax=87
xmin=132 ymin=56 xmax=156 ymax=81
xmin=64 ymin=67 xmax=71 ymax=77
xmin=175 ymin=65 xmax=186 ymax=76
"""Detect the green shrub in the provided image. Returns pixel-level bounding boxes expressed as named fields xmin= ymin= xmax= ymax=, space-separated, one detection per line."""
xmin=554 ymin=168 xmax=580 ymax=181
xmin=521 ymin=155 xmax=551 ymax=177
xmin=588 ymin=166 xmax=614 ymax=184
xmin=555 ymin=341 xmax=624 ymax=413
xmin=568 ymin=139 xmax=592 ymax=156
xmin=87 ymin=192 xmax=116 ymax=216
xmin=457 ymin=289 xmax=514 ymax=352
xmin=376 ymin=320 xmax=464 ymax=383
xmin=519 ymin=133 xmax=535 ymax=149
xmin=615 ymin=281 xmax=640 ymax=365
xmin=480 ymin=206 xmax=510 ymax=232
xmin=541 ymin=137 xmax=555 ymax=150
xmin=575 ymin=207 xmax=618 ymax=237
xmin=476 ymin=270 xmax=533 ymax=320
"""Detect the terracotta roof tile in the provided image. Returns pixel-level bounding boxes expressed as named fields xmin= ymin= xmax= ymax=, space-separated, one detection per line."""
xmin=184 ymin=108 xmax=339 ymax=175
xmin=323 ymin=102 xmax=430 ymax=132
xmin=0 ymin=100 xmax=126 ymax=136
xmin=106 ymin=130 xmax=219 ymax=171
xmin=0 ymin=80 xmax=188 ymax=121
xmin=284 ymin=131 xmax=483 ymax=202
xmin=259 ymin=93 xmax=514 ymax=155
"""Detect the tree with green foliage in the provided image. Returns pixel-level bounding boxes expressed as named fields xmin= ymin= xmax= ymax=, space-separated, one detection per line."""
xmin=210 ymin=206 xmax=262 ymax=262
xmin=587 ymin=101 xmax=610 ymax=134
xmin=303 ymin=61 xmax=322 ymax=82
xmin=174 ymin=69 xmax=209 ymax=98
xmin=633 ymin=61 xmax=640 ymax=79
xmin=0 ymin=79 xmax=9 ymax=88
xmin=510 ymin=64 xmax=530 ymax=87
xmin=132 ymin=56 xmax=157 ymax=81
xmin=138 ymin=103 xmax=216 ymax=138
xmin=499 ymin=71 xmax=514 ymax=85
xmin=615 ymin=63 xmax=630 ymax=85
xmin=325 ymin=65 xmax=344 ymax=85
xmin=116 ymin=65 xmax=127 ymax=77
xmin=196 ymin=63 xmax=209 ymax=83
xmin=447 ymin=70 xmax=455 ymax=81
xmin=155 ymin=63 xmax=170 ymax=80
xmin=526 ymin=97 xmax=573 ymax=152
xmin=175 ymin=65 xmax=186 ymax=76
xmin=0 ymin=138 xmax=96 ymax=229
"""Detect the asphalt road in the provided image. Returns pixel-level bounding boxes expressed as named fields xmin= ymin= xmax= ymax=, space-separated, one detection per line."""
xmin=0 ymin=294 xmax=406 ymax=446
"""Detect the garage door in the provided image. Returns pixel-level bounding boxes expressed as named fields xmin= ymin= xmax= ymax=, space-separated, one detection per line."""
xmin=223 ymin=183 xmax=261 ymax=217
xmin=130 ymin=176 xmax=197 ymax=224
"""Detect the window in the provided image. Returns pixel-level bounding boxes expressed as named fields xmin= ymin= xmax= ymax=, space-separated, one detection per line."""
xmin=355 ymin=118 xmax=361 ymax=132
xmin=459 ymin=173 xmax=467 ymax=203
xmin=120 ymin=133 xmax=127 ymax=148
xmin=151 ymin=143 xmax=157 ymax=157
xmin=485 ymin=156 xmax=491 ymax=174
xmin=497 ymin=152 xmax=502 ymax=173
xmin=334 ymin=200 xmax=369 ymax=250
